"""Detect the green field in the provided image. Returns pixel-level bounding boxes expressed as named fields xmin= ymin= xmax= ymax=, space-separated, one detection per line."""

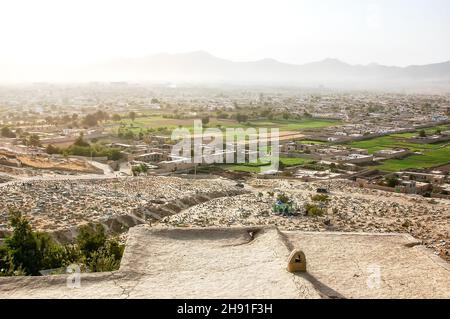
xmin=107 ymin=116 xmax=340 ymax=134
xmin=374 ymin=146 xmax=450 ymax=171
xmin=223 ymin=157 xmax=312 ymax=173
xmin=389 ymin=124 xmax=450 ymax=139
xmin=348 ymin=126 xmax=450 ymax=171
xmin=349 ymin=136 xmax=446 ymax=154
xmin=246 ymin=119 xmax=340 ymax=131
xmin=297 ymin=140 xmax=327 ymax=144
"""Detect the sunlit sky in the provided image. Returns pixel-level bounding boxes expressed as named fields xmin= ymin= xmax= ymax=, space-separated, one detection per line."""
xmin=0 ymin=0 xmax=449 ymax=67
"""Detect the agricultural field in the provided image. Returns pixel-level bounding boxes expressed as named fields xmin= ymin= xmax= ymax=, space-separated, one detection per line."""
xmin=349 ymin=125 xmax=450 ymax=171
xmin=390 ymin=124 xmax=450 ymax=139
xmin=296 ymin=140 xmax=327 ymax=144
xmin=349 ymin=136 xmax=445 ymax=153
xmin=106 ymin=116 xmax=340 ymax=134
xmin=223 ymin=157 xmax=312 ymax=173
xmin=245 ymin=118 xmax=340 ymax=131
xmin=373 ymin=145 xmax=450 ymax=171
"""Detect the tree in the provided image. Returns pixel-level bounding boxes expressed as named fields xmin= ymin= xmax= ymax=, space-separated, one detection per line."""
xmin=129 ymin=111 xmax=137 ymax=122
xmin=1 ymin=213 xmax=124 ymax=276
xmin=45 ymin=144 xmax=60 ymax=155
xmin=124 ymin=130 xmax=135 ymax=140
xmin=83 ymin=114 xmax=98 ymax=127
xmin=109 ymin=149 xmax=122 ymax=161
xmin=132 ymin=163 xmax=149 ymax=176
xmin=201 ymin=116 xmax=210 ymax=126
xmin=139 ymin=163 xmax=149 ymax=173
xmin=419 ymin=130 xmax=426 ymax=138
xmin=73 ymin=134 xmax=90 ymax=147
xmin=94 ymin=110 xmax=109 ymax=122
xmin=27 ymin=134 xmax=42 ymax=147
xmin=4 ymin=211 xmax=41 ymax=275
xmin=61 ymin=115 xmax=71 ymax=124
xmin=236 ymin=113 xmax=248 ymax=123
xmin=76 ymin=224 xmax=107 ymax=258
xmin=112 ymin=114 xmax=121 ymax=121
xmin=1 ymin=127 xmax=16 ymax=138
xmin=436 ymin=129 xmax=442 ymax=135
xmin=216 ymin=111 xmax=228 ymax=119
xmin=385 ymin=176 xmax=400 ymax=188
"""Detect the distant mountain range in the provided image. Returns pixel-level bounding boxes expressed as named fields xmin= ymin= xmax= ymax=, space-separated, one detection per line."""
xmin=3 ymin=51 xmax=450 ymax=89
xmin=79 ymin=51 xmax=450 ymax=88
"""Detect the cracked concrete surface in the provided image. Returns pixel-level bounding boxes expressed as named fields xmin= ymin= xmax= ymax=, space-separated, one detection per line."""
xmin=0 ymin=226 xmax=449 ymax=299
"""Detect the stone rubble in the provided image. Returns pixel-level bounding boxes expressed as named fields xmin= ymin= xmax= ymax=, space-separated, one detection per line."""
xmin=161 ymin=178 xmax=450 ymax=262
xmin=0 ymin=176 xmax=244 ymax=234
xmin=1 ymin=175 xmax=448 ymax=262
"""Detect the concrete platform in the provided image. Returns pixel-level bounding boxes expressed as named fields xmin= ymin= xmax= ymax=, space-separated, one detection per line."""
xmin=0 ymin=226 xmax=448 ymax=299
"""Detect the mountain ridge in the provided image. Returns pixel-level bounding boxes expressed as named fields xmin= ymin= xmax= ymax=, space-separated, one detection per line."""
xmin=92 ymin=51 xmax=450 ymax=85
xmin=2 ymin=51 xmax=450 ymax=88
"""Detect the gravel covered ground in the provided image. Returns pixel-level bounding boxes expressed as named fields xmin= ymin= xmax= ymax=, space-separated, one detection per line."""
xmin=0 ymin=176 xmax=244 ymax=233
xmin=161 ymin=178 xmax=450 ymax=262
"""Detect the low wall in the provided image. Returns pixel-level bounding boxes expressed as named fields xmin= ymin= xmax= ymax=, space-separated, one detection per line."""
xmin=51 ymin=154 xmax=108 ymax=162
xmin=355 ymin=179 xmax=400 ymax=193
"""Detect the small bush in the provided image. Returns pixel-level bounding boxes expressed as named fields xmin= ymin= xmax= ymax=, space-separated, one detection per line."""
xmin=304 ymin=203 xmax=324 ymax=217
xmin=88 ymin=249 xmax=121 ymax=272
xmin=276 ymin=193 xmax=290 ymax=204
xmin=77 ymin=224 xmax=107 ymax=257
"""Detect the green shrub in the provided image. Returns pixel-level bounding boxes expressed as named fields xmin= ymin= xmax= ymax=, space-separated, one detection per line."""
xmin=86 ymin=237 xmax=124 ymax=272
xmin=77 ymin=224 xmax=107 ymax=258
xmin=88 ymin=249 xmax=121 ymax=272
xmin=304 ymin=203 xmax=324 ymax=217
xmin=62 ymin=143 xmax=123 ymax=160
xmin=132 ymin=163 xmax=149 ymax=176
xmin=45 ymin=144 xmax=60 ymax=155
xmin=276 ymin=193 xmax=290 ymax=204
xmin=4 ymin=211 xmax=42 ymax=275
xmin=1 ymin=212 xmax=124 ymax=276
xmin=385 ymin=176 xmax=400 ymax=188
xmin=0 ymin=245 xmax=14 ymax=276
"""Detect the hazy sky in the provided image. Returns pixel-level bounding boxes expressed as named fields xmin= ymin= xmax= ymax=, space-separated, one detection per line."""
xmin=0 ymin=0 xmax=449 ymax=67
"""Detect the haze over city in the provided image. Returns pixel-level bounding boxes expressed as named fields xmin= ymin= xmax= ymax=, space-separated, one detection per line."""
xmin=1 ymin=0 xmax=449 ymax=67
xmin=0 ymin=0 xmax=449 ymax=304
